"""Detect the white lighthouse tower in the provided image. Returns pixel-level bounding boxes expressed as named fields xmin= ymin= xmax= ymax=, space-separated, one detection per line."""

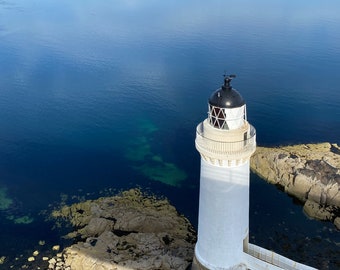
xmin=192 ymin=75 xmax=317 ymax=270
xmin=194 ymin=74 xmax=255 ymax=270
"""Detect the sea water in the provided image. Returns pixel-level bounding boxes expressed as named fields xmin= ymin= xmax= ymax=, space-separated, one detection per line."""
xmin=0 ymin=0 xmax=339 ymax=268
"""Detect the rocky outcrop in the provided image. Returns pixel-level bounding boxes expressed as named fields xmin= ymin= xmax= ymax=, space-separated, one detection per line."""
xmin=50 ymin=189 xmax=196 ymax=270
xmin=250 ymin=143 xmax=340 ymax=229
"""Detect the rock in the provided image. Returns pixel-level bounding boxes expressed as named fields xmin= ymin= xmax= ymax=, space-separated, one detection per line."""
xmin=27 ymin=257 xmax=35 ymax=262
xmin=38 ymin=240 xmax=45 ymax=246
xmin=48 ymin=258 xmax=56 ymax=265
xmin=33 ymin=250 xmax=39 ymax=256
xmin=52 ymin=245 xmax=60 ymax=251
xmin=285 ymin=173 xmax=311 ymax=201
xmin=250 ymin=143 xmax=340 ymax=223
xmin=334 ymin=217 xmax=340 ymax=230
xmin=50 ymin=188 xmax=196 ymax=270
xmin=303 ymin=200 xmax=334 ymax=221
xmin=79 ymin=217 xmax=115 ymax=237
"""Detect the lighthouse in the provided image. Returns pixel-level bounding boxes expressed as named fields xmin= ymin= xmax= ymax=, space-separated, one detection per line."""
xmin=193 ymin=74 xmax=255 ymax=269
xmin=192 ymin=75 xmax=317 ymax=270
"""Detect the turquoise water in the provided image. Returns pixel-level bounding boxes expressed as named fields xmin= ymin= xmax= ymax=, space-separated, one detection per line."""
xmin=0 ymin=0 xmax=339 ymax=268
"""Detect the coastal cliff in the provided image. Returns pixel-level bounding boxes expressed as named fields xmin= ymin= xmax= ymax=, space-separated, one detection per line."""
xmin=250 ymin=142 xmax=340 ymax=229
xmin=49 ymin=189 xmax=196 ymax=270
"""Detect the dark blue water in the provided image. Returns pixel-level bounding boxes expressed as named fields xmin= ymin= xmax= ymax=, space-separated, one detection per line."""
xmin=0 ymin=0 xmax=339 ymax=268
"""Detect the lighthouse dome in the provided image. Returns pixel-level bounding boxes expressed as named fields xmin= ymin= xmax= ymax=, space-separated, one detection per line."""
xmin=207 ymin=75 xmax=246 ymax=130
xmin=209 ymin=76 xmax=245 ymax=108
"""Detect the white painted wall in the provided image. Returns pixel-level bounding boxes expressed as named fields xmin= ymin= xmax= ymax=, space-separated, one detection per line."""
xmin=195 ymin=159 xmax=250 ymax=269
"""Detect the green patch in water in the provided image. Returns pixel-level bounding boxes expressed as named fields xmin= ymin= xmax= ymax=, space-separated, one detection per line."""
xmin=125 ymin=118 xmax=187 ymax=187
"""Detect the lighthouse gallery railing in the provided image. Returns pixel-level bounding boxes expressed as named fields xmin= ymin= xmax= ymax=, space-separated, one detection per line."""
xmin=195 ymin=124 xmax=256 ymax=160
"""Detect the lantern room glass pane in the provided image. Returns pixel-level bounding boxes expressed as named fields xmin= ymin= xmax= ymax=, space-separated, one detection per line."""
xmin=208 ymin=104 xmax=246 ymax=130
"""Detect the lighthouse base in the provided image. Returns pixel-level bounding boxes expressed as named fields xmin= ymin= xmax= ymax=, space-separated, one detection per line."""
xmin=191 ymin=254 xmax=247 ymax=270
xmin=191 ymin=255 xmax=208 ymax=270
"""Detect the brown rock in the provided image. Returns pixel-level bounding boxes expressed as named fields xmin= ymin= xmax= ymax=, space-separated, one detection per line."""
xmin=285 ymin=173 xmax=311 ymax=201
xmin=303 ymin=200 xmax=334 ymax=221
xmin=334 ymin=217 xmax=340 ymax=230
xmin=80 ymin=217 xmax=115 ymax=237
xmin=250 ymin=143 xmax=340 ymax=224
xmin=50 ymin=189 xmax=196 ymax=270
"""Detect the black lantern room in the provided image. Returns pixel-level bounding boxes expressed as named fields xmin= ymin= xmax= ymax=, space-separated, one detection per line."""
xmin=208 ymin=75 xmax=246 ymax=130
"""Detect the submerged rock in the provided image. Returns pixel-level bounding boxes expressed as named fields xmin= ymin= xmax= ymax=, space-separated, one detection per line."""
xmin=50 ymin=189 xmax=196 ymax=270
xmin=250 ymin=142 xmax=340 ymax=229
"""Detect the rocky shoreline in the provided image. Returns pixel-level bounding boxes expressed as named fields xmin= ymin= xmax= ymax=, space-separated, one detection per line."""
xmin=4 ymin=143 xmax=339 ymax=269
xmin=48 ymin=189 xmax=196 ymax=270
xmin=250 ymin=142 xmax=340 ymax=229
xmin=45 ymin=142 xmax=340 ymax=270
